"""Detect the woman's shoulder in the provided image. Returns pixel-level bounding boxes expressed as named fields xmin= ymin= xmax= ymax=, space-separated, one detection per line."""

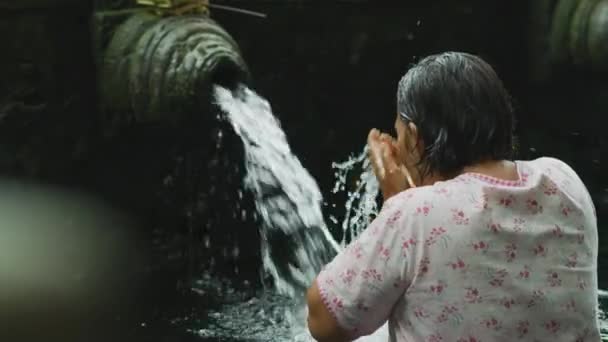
xmin=519 ymin=157 xmax=595 ymax=217
xmin=386 ymin=157 xmax=586 ymax=212
xmin=521 ymin=157 xmax=578 ymax=178
xmin=520 ymin=157 xmax=587 ymax=192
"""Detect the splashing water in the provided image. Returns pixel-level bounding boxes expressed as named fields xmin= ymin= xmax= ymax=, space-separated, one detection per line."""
xmin=330 ymin=146 xmax=380 ymax=247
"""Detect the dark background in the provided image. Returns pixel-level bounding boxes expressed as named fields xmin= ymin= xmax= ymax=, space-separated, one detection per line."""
xmin=0 ymin=1 xmax=603 ymax=226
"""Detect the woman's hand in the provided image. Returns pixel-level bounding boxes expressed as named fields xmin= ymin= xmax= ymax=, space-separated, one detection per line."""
xmin=367 ymin=129 xmax=416 ymax=201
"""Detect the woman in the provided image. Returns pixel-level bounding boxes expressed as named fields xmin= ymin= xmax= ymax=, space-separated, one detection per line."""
xmin=306 ymin=52 xmax=600 ymax=341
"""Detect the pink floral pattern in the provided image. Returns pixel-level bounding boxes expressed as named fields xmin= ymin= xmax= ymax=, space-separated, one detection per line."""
xmin=415 ymin=201 xmax=433 ymax=216
xmin=566 ymin=252 xmax=578 ymax=268
xmin=544 ymin=319 xmax=561 ymax=334
xmin=425 ymin=226 xmax=448 ymax=246
xmin=516 ymin=320 xmax=530 ymax=338
xmin=542 ymin=179 xmax=558 ymax=196
xmin=348 ymin=242 xmax=364 ymax=259
xmin=457 ymin=337 xmax=479 ymax=342
xmin=488 ymin=268 xmax=509 ymax=287
xmin=470 ymin=193 xmax=489 ymax=210
xmin=552 ymin=224 xmax=564 ymax=238
xmin=561 ymin=298 xmax=577 ymax=313
xmin=500 ymin=296 xmax=516 ymax=309
xmin=513 ymin=217 xmax=525 ymax=232
xmin=339 ymin=268 xmax=357 ymax=285
xmin=465 ymin=287 xmax=482 ymax=303
xmin=532 ymin=243 xmax=547 ymax=257
xmin=451 ymin=208 xmax=470 ymax=225
xmin=446 ymin=257 xmax=466 ymax=270
xmin=361 ymin=268 xmax=382 ymax=282
xmin=315 ymin=158 xmax=599 ymax=341
xmin=387 ymin=209 xmax=403 ymax=227
xmin=418 ymin=257 xmax=430 ymax=275
xmin=401 ymin=236 xmax=417 ymax=255
xmin=526 ymin=198 xmax=544 ymax=214
xmin=499 ymin=194 xmax=516 ymax=207
xmin=428 ymin=280 xmax=448 ymax=295
xmin=546 ymin=271 xmax=562 ymax=287
xmin=504 ymin=242 xmax=517 ymax=262
xmin=471 ymin=240 xmax=489 ymax=253
xmin=518 ymin=265 xmax=531 ymax=279
xmin=487 ymin=219 xmax=502 ymax=234
xmin=481 ymin=316 xmax=502 ymax=331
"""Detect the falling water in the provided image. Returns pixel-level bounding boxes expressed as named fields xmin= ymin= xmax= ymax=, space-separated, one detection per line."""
xmin=214 ymin=85 xmax=340 ymax=295
xmin=214 ymin=85 xmax=340 ymax=339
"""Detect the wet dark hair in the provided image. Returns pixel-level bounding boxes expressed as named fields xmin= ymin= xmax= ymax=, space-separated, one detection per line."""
xmin=397 ymin=51 xmax=515 ymax=178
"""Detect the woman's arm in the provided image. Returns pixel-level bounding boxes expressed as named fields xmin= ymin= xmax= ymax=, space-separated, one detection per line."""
xmin=304 ymin=190 xmax=413 ymax=340
xmin=306 ymin=279 xmax=350 ymax=342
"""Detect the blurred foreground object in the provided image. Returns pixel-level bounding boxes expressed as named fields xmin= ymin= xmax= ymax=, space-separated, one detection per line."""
xmin=0 ymin=180 xmax=140 ymax=342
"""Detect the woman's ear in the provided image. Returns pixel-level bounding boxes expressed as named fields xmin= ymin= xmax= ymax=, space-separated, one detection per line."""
xmin=407 ymin=122 xmax=420 ymax=152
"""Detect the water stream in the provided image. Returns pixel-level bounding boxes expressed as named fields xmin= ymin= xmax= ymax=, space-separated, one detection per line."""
xmin=214 ymin=85 xmax=340 ymax=340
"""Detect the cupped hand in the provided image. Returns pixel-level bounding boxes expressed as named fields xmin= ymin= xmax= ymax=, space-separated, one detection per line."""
xmin=367 ymin=129 xmax=416 ymax=201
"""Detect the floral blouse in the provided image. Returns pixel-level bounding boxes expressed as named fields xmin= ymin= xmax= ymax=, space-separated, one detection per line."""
xmin=316 ymin=157 xmax=600 ymax=341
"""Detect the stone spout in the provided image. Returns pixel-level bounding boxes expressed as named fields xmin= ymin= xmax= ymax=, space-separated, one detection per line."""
xmin=99 ymin=11 xmax=249 ymax=135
